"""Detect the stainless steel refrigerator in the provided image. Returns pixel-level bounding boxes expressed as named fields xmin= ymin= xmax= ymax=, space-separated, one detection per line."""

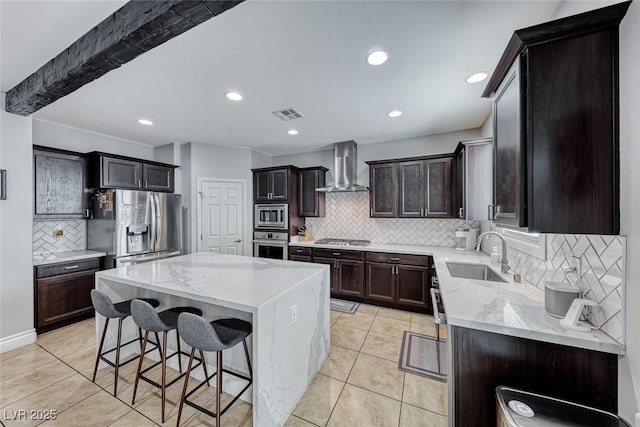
xmin=88 ymin=189 xmax=182 ymax=268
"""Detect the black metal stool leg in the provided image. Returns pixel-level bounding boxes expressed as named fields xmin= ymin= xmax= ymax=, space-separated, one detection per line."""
xmin=176 ymin=330 xmax=183 ymax=373
xmin=242 ymin=339 xmax=253 ymax=381
xmin=155 ymin=332 xmax=162 ymax=360
xmin=199 ymin=350 xmax=210 ymax=386
xmin=132 ymin=330 xmax=149 ymax=405
xmin=92 ymin=317 xmax=110 ymax=383
xmin=176 ymin=348 xmax=196 ymax=427
xmin=113 ymin=317 xmax=124 ymax=396
xmin=162 ymin=331 xmax=168 ymax=423
xmin=216 ymin=351 xmax=223 ymax=427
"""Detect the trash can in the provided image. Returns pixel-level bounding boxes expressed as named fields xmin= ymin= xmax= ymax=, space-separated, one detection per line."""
xmin=496 ymin=386 xmax=630 ymax=426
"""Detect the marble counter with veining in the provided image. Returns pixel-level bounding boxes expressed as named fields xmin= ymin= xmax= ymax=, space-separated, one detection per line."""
xmin=291 ymin=238 xmax=624 ymax=354
xmin=433 ymin=253 xmax=625 ymax=355
xmin=95 ymin=252 xmax=331 ymax=427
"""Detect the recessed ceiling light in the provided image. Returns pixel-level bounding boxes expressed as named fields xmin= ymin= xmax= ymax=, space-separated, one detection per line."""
xmin=224 ymin=91 xmax=243 ymax=101
xmin=367 ymin=50 xmax=388 ymax=66
xmin=387 ymin=110 xmax=402 ymax=118
xmin=288 ymin=129 xmax=299 ymax=135
xmin=466 ymin=72 xmax=488 ymax=84
xmin=137 ymin=118 xmax=153 ymax=126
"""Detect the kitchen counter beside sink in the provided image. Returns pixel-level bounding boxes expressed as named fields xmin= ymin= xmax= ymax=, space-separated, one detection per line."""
xmin=95 ymin=252 xmax=330 ymax=427
xmin=433 ymin=255 xmax=624 ymax=355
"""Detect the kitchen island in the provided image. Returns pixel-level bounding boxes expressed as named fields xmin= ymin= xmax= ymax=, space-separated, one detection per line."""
xmin=94 ymin=252 xmax=330 ymax=427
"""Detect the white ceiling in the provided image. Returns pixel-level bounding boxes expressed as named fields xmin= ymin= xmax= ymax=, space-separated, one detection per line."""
xmin=1 ymin=0 xmax=564 ymax=155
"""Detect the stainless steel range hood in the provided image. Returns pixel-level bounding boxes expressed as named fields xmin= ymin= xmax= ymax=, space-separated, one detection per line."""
xmin=316 ymin=140 xmax=369 ymax=192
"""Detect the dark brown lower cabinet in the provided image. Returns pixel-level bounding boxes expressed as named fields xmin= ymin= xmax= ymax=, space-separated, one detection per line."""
xmin=289 ymin=255 xmax=311 ymax=262
xmin=34 ymin=258 xmax=102 ymax=333
xmin=336 ymin=259 xmax=364 ymax=296
xmin=365 ymin=262 xmax=396 ymax=303
xmin=452 ymin=326 xmax=617 ymax=427
xmin=396 ymin=265 xmax=429 ymax=308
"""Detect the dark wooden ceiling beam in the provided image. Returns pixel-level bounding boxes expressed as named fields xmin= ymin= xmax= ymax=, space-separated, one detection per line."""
xmin=5 ymin=0 xmax=244 ymax=116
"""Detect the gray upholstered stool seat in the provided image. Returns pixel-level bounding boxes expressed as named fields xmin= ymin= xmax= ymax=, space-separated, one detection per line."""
xmin=90 ymin=289 xmax=161 ymax=397
xmin=130 ymin=300 xmax=207 ymax=423
xmin=176 ymin=313 xmax=253 ymax=427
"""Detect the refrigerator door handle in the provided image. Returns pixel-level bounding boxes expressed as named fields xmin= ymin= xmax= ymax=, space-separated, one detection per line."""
xmin=155 ymin=193 xmax=162 ymax=252
xmin=149 ymin=192 xmax=156 ymax=252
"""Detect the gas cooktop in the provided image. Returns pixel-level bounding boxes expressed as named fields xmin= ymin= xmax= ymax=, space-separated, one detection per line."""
xmin=314 ymin=238 xmax=371 ymax=247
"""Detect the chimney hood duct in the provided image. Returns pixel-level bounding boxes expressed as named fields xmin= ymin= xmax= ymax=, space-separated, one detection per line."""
xmin=316 ymin=140 xmax=369 ymax=193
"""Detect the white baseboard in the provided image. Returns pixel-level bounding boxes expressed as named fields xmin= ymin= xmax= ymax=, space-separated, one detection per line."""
xmin=0 ymin=329 xmax=37 ymax=353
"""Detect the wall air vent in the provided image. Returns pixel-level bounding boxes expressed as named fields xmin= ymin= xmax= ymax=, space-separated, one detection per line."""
xmin=271 ymin=107 xmax=304 ymax=121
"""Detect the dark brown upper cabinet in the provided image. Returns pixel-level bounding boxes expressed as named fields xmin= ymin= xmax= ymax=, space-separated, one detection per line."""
xmin=368 ymin=155 xmax=454 ymax=219
xmin=299 ymin=167 xmax=328 ymax=217
xmin=34 ymin=146 xmax=87 ymax=219
xmin=88 ymin=152 xmax=176 ymax=192
xmin=252 ymin=166 xmax=299 ymax=203
xmin=482 ymin=1 xmax=630 ymax=234
xmin=369 ymin=163 xmax=398 ymax=217
xmin=142 ymin=163 xmax=174 ymax=192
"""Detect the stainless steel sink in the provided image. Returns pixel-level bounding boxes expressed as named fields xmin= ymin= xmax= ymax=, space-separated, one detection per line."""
xmin=445 ymin=262 xmax=508 ymax=283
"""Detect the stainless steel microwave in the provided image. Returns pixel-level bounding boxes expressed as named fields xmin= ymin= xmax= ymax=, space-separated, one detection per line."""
xmin=254 ymin=204 xmax=288 ymax=230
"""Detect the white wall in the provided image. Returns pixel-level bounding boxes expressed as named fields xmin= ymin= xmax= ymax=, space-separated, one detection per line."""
xmin=548 ymin=0 xmax=639 ymax=419
xmin=33 ymin=119 xmax=154 ymax=160
xmin=0 ymin=93 xmax=35 ymax=350
xmin=273 ymin=129 xmax=482 ymax=186
xmin=618 ymin=1 xmax=640 ymax=420
xmin=185 ymin=143 xmax=255 ymax=256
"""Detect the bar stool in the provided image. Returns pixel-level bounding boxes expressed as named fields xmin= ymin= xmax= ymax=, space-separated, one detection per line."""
xmin=130 ymin=299 xmax=208 ymax=423
xmin=175 ymin=312 xmax=253 ymax=427
xmin=90 ymin=289 xmax=162 ymax=397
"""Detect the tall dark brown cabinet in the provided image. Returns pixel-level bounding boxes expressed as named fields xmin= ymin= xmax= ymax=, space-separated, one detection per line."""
xmin=483 ymin=1 xmax=630 ymax=234
xmin=298 ymin=167 xmax=327 ymax=217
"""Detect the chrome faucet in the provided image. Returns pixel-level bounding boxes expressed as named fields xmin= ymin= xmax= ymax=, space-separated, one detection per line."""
xmin=476 ymin=231 xmax=510 ymax=273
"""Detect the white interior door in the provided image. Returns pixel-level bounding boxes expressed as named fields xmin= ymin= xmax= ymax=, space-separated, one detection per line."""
xmin=199 ymin=180 xmax=244 ymax=254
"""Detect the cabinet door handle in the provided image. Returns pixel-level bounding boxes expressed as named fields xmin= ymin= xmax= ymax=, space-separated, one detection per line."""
xmin=64 ymin=265 xmax=79 ymax=270
xmin=332 ymin=252 xmax=341 ymax=256
xmin=138 ymin=179 xmax=141 ymax=188
xmin=296 ymin=249 xmax=304 ymax=253
xmin=459 ymin=207 xmax=464 ymax=219
xmin=145 ymin=180 xmax=148 ymax=188
xmin=390 ymin=257 xmax=400 ymax=261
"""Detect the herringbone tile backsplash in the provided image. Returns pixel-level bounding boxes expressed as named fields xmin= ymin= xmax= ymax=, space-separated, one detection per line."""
xmin=505 ymin=233 xmax=625 ymax=344
xmin=305 ymin=192 xmax=478 ymax=246
xmin=33 ymin=220 xmax=86 ymax=254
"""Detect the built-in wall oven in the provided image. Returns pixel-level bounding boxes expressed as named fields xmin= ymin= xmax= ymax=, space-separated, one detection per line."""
xmin=253 ymin=231 xmax=288 ymax=260
xmin=254 ymin=204 xmax=288 ymax=230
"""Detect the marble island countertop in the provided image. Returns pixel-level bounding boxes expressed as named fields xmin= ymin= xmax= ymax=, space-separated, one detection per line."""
xmin=33 ymin=250 xmax=107 ymax=266
xmin=433 ymin=253 xmax=625 ymax=355
xmin=96 ymin=252 xmax=329 ymax=312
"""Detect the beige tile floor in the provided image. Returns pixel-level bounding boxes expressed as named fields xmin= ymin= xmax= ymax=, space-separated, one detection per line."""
xmin=0 ymin=305 xmax=447 ymax=426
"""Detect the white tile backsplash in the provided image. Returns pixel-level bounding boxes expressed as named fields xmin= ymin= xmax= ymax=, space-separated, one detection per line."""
xmin=505 ymin=233 xmax=626 ymax=344
xmin=305 ymin=192 xmax=478 ymax=246
xmin=33 ymin=219 xmax=86 ymax=254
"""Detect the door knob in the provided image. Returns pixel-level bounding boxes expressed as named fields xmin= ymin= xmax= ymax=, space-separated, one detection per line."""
xmin=234 ymin=239 xmax=242 ymax=243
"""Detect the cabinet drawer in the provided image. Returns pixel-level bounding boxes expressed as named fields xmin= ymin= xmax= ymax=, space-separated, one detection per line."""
xmin=289 ymin=246 xmax=312 ymax=256
xmin=36 ymin=257 xmax=102 ymax=278
xmin=313 ymin=248 xmax=364 ymax=260
xmin=365 ymin=252 xmax=430 ymax=266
